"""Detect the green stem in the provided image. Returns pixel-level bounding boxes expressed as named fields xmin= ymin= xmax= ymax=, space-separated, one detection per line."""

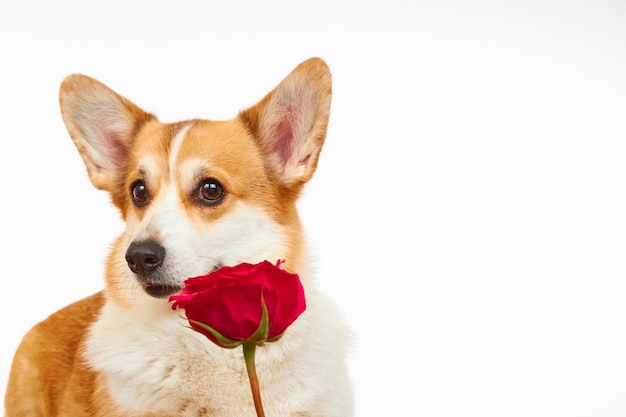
xmin=243 ymin=343 xmax=265 ymax=417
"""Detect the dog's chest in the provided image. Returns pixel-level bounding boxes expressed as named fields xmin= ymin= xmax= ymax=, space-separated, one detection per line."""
xmin=85 ymin=302 xmax=277 ymax=416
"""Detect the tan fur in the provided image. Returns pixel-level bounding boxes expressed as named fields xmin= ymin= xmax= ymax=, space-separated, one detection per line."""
xmin=5 ymin=58 xmax=352 ymax=416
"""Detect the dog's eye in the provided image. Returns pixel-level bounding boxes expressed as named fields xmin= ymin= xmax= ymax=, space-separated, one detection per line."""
xmin=131 ymin=180 xmax=150 ymax=206
xmin=198 ymin=178 xmax=225 ymax=205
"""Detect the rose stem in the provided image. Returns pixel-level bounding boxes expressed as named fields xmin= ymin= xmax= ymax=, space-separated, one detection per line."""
xmin=243 ymin=343 xmax=266 ymax=417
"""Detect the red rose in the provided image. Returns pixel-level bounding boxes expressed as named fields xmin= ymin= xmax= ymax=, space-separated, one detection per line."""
xmin=169 ymin=260 xmax=306 ymax=417
xmin=169 ymin=260 xmax=306 ymax=348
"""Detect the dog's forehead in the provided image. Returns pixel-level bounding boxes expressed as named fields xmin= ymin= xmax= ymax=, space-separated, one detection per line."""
xmin=176 ymin=120 xmax=266 ymax=185
xmin=176 ymin=120 xmax=262 ymax=167
xmin=130 ymin=119 xmax=267 ymax=193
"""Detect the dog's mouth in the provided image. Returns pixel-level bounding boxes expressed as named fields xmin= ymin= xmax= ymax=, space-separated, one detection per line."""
xmin=137 ymin=263 xmax=223 ymax=298
xmin=141 ymin=281 xmax=183 ymax=299
xmin=139 ymin=264 xmax=223 ymax=299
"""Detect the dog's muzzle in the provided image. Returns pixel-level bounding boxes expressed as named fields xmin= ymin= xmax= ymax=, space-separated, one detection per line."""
xmin=125 ymin=239 xmax=182 ymax=298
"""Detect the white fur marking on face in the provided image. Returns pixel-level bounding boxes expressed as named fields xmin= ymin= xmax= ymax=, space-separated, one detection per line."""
xmin=169 ymin=123 xmax=193 ymax=182
xmin=150 ymin=200 xmax=288 ymax=284
xmin=128 ymin=124 xmax=193 ymax=243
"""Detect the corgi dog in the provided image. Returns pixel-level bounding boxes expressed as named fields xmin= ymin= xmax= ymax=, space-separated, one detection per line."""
xmin=5 ymin=58 xmax=353 ymax=416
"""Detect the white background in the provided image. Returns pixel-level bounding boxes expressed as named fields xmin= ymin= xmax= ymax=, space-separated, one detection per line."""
xmin=1 ymin=1 xmax=626 ymax=416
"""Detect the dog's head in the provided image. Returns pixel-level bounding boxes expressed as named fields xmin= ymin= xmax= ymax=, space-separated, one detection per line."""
xmin=59 ymin=58 xmax=331 ymax=305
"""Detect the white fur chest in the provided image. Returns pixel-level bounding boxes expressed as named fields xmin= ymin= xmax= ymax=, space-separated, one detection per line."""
xmin=86 ymin=297 xmax=262 ymax=415
xmin=85 ymin=291 xmax=353 ymax=416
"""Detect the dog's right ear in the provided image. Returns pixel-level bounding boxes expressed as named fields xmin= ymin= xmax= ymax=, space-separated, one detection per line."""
xmin=59 ymin=75 xmax=154 ymax=191
xmin=238 ymin=58 xmax=332 ymax=193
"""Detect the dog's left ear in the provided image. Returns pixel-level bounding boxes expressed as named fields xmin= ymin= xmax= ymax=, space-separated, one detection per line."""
xmin=59 ymin=74 xmax=155 ymax=191
xmin=239 ymin=57 xmax=332 ymax=190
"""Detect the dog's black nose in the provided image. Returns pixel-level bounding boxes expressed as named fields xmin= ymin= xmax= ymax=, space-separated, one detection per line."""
xmin=125 ymin=239 xmax=165 ymax=275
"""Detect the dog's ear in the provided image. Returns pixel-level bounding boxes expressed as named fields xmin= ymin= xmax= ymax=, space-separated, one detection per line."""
xmin=59 ymin=75 xmax=154 ymax=191
xmin=239 ymin=57 xmax=332 ymax=191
